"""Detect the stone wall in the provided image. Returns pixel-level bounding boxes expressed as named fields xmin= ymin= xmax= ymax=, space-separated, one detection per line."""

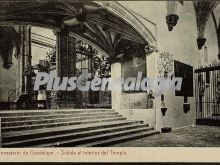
xmin=0 ymin=55 xmax=17 ymax=102
xmin=117 ymin=1 xmax=219 ymax=130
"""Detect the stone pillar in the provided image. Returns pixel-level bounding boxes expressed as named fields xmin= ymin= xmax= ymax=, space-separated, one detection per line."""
xmin=16 ymin=26 xmax=32 ymax=97
xmin=53 ymin=29 xmax=76 ymax=108
xmin=146 ymin=51 xmax=161 ymax=130
xmin=111 ymin=62 xmax=122 ymax=112
xmin=146 ymin=52 xmax=156 ymax=78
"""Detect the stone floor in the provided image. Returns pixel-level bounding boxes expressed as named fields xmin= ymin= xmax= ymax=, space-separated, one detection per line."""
xmin=112 ymin=125 xmax=220 ymax=147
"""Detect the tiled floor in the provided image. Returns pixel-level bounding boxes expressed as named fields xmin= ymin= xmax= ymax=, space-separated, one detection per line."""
xmin=112 ymin=125 xmax=220 ymax=147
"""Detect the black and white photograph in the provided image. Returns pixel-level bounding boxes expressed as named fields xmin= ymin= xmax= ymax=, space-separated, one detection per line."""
xmin=0 ymin=0 xmax=219 ymax=162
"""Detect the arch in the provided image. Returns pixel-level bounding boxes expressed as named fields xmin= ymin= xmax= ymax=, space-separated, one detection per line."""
xmin=69 ymin=32 xmax=109 ymax=56
xmin=94 ymin=1 xmax=157 ymax=46
xmin=0 ymin=1 xmax=157 ymax=56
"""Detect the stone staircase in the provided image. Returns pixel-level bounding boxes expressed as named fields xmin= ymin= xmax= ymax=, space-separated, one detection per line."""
xmin=0 ymin=109 xmax=159 ymax=147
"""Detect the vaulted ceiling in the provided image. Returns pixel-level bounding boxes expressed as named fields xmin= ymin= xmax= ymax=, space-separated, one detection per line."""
xmin=0 ymin=1 xmax=155 ymax=57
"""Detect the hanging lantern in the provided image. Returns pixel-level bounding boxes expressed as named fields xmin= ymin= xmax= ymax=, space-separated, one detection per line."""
xmin=193 ymin=1 xmax=220 ymax=50
xmin=197 ymin=37 xmax=206 ymax=50
xmin=183 ymin=96 xmax=190 ymax=113
xmin=161 ymin=94 xmax=167 ymax=116
xmin=161 ymin=102 xmax=167 ymax=116
xmin=166 ymin=1 xmax=179 ymax=31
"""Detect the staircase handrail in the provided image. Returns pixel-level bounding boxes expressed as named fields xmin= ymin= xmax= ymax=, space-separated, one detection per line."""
xmin=7 ymin=84 xmax=24 ymax=102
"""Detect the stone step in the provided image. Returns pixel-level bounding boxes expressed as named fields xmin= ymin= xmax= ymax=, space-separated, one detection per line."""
xmin=77 ymin=130 xmax=160 ymax=147
xmin=2 ymin=117 xmax=126 ymax=132
xmin=2 ymin=114 xmax=122 ymax=127
xmin=0 ymin=109 xmax=114 ymax=117
xmin=1 ymin=112 xmax=118 ymax=122
xmin=196 ymin=118 xmax=220 ymax=126
xmin=212 ymin=114 xmax=220 ymax=117
xmin=32 ymin=126 xmax=154 ymax=147
xmin=0 ymin=109 xmax=159 ymax=147
xmin=3 ymin=120 xmax=143 ymax=142
xmin=3 ymin=124 xmax=150 ymax=147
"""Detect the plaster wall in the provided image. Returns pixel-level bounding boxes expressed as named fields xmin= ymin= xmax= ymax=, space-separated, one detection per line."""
xmin=116 ymin=1 xmax=219 ymax=130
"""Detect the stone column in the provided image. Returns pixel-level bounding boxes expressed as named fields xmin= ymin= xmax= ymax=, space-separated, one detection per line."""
xmin=53 ymin=29 xmax=76 ymax=108
xmin=111 ymin=62 xmax=122 ymax=112
xmin=16 ymin=26 xmax=32 ymax=97
xmin=146 ymin=51 xmax=161 ymax=130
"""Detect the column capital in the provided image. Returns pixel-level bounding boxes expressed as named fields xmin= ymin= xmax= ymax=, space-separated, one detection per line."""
xmin=52 ymin=25 xmax=70 ymax=36
xmin=145 ymin=44 xmax=158 ymax=54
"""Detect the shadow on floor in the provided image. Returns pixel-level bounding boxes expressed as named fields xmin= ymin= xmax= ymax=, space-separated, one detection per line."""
xmin=112 ymin=125 xmax=220 ymax=147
